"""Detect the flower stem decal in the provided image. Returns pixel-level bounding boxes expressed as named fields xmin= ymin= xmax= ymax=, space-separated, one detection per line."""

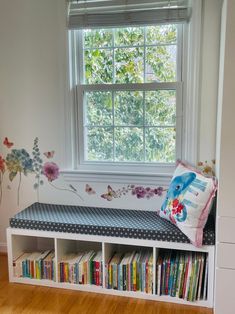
xmin=5 ymin=148 xmax=34 ymax=205
xmin=42 ymin=161 xmax=83 ymax=200
xmin=17 ymin=172 xmax=22 ymax=205
xmin=32 ymin=137 xmax=44 ymax=199
xmin=48 ymin=182 xmax=84 ymax=201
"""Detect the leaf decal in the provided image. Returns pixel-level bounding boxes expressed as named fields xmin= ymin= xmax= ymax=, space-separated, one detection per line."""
xmin=9 ymin=171 xmax=17 ymax=182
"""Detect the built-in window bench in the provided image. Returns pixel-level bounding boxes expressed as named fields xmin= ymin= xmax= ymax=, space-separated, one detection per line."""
xmin=7 ymin=202 xmax=215 ymax=308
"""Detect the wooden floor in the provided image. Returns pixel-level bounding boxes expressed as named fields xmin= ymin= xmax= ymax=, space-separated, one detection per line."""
xmin=0 ymin=254 xmax=213 ymax=314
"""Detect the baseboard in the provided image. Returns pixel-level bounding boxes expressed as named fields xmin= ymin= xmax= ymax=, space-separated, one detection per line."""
xmin=0 ymin=242 xmax=7 ymax=253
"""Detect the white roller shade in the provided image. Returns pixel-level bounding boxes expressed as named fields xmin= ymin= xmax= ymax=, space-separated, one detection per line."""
xmin=67 ymin=0 xmax=192 ymax=29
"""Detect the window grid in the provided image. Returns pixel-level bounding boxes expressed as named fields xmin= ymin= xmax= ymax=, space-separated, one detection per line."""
xmin=77 ymin=25 xmax=182 ymax=165
xmin=84 ymin=90 xmax=177 ymax=163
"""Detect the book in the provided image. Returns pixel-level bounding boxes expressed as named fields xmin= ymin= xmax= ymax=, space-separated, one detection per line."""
xmin=132 ymin=252 xmax=138 ymax=292
xmin=148 ymin=252 xmax=153 ymax=294
xmin=168 ymin=251 xmax=176 ymax=295
xmin=203 ymin=254 xmax=209 ymax=300
xmin=192 ymin=253 xmax=201 ymax=302
xmin=161 ymin=252 xmax=166 ymax=295
xmin=184 ymin=252 xmax=192 ymax=300
xmin=176 ymin=254 xmax=184 ymax=298
xmin=140 ymin=251 xmax=148 ymax=293
xmin=156 ymin=256 xmax=162 ymax=295
xmin=171 ymin=252 xmax=179 ymax=297
xmin=188 ymin=253 xmax=195 ymax=301
xmin=93 ymin=251 xmax=102 ymax=286
xmin=165 ymin=251 xmax=171 ymax=295
xmin=182 ymin=252 xmax=190 ymax=299
xmin=197 ymin=253 xmax=205 ymax=300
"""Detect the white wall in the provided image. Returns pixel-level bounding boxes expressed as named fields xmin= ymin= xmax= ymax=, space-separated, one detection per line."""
xmin=0 ymin=0 xmax=67 ymax=246
xmin=0 ymin=0 xmax=221 ymax=248
xmin=215 ymin=1 xmax=235 ymax=313
xmin=199 ymin=0 xmax=221 ymax=161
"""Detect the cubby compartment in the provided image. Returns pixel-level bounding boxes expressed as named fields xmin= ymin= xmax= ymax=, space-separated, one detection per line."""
xmin=11 ymin=234 xmax=55 ymax=281
xmin=104 ymin=243 xmax=154 ymax=294
xmin=56 ymin=239 xmax=103 ymax=286
xmin=155 ymin=248 xmax=209 ymax=302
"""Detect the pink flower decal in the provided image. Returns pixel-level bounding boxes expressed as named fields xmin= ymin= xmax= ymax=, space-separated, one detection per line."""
xmin=42 ymin=162 xmax=59 ymax=182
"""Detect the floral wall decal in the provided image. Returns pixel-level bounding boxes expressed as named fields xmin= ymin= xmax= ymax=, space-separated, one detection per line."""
xmin=32 ymin=138 xmax=83 ymax=201
xmin=197 ymin=160 xmax=215 ymax=176
xmin=42 ymin=162 xmax=59 ymax=182
xmin=101 ymin=184 xmax=166 ymax=201
xmin=3 ymin=137 xmax=14 ymax=148
xmin=43 ymin=151 xmax=55 ymax=159
xmin=0 ymin=137 xmax=83 ymax=205
xmin=85 ymin=184 xmax=96 ymax=195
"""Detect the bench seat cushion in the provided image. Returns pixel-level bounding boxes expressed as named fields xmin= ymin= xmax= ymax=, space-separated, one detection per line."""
xmin=9 ymin=202 xmax=215 ymax=245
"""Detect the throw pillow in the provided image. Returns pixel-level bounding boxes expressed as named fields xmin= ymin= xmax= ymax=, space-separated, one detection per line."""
xmin=160 ymin=160 xmax=217 ymax=247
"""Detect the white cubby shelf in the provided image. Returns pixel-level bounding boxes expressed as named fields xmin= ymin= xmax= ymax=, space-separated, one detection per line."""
xmin=6 ymin=227 xmax=215 ymax=308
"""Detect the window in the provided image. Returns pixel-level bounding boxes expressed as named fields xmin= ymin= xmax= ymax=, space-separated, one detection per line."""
xmin=66 ymin=0 xmax=197 ymax=178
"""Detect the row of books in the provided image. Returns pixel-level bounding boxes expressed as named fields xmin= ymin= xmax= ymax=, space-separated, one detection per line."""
xmin=12 ymin=248 xmax=208 ymax=302
xmin=156 ymin=250 xmax=208 ymax=301
xmin=106 ymin=251 xmax=153 ymax=294
xmin=58 ymin=250 xmax=102 ymax=286
xmin=13 ymin=250 xmax=55 ymax=281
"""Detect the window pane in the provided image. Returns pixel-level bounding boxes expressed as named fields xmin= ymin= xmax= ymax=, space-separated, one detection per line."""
xmin=85 ymin=49 xmax=113 ymax=84
xmin=146 ymin=45 xmax=176 ymax=82
xmin=85 ymin=91 xmax=112 ymax=126
xmin=115 ymin=127 xmax=143 ymax=161
xmin=115 ymin=47 xmax=144 ymax=83
xmin=145 ymin=127 xmax=175 ymax=162
xmin=80 ymin=24 xmax=181 ymax=165
xmin=115 ymin=27 xmax=144 ymax=46
xmin=86 ymin=127 xmax=113 ymax=161
xmin=84 ymin=29 xmax=112 ymax=48
xmin=145 ymin=90 xmax=176 ymax=126
xmin=146 ymin=25 xmax=177 ymax=44
xmin=114 ymin=91 xmax=143 ymax=126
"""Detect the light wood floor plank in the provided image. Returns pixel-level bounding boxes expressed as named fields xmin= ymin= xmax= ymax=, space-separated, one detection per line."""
xmin=0 ymin=255 xmax=213 ymax=314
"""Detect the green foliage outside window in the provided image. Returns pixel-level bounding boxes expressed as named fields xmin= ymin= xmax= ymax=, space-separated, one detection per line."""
xmin=83 ymin=25 xmax=178 ymax=163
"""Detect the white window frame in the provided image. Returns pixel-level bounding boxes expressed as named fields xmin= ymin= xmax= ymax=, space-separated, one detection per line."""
xmin=62 ymin=1 xmax=202 ymax=185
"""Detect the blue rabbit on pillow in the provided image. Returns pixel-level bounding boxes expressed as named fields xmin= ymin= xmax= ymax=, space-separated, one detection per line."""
xmin=161 ymin=172 xmax=197 ymax=224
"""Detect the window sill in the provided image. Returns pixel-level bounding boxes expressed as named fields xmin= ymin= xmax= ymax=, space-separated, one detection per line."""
xmin=60 ymin=169 xmax=172 ymax=185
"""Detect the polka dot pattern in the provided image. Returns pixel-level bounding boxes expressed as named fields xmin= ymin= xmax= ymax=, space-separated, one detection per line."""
xmin=9 ymin=202 xmax=215 ymax=245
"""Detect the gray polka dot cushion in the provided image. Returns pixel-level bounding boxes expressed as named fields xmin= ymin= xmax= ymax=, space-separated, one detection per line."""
xmin=9 ymin=202 xmax=215 ymax=245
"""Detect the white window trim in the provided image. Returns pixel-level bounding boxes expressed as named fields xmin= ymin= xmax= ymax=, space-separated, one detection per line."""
xmin=62 ymin=0 xmax=202 ymax=185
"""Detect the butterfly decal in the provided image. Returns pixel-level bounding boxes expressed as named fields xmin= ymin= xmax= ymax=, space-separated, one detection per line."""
xmin=3 ymin=137 xmax=14 ymax=148
xmin=85 ymin=184 xmax=96 ymax=195
xmin=101 ymin=185 xmax=117 ymax=201
xmin=43 ymin=151 xmax=55 ymax=159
